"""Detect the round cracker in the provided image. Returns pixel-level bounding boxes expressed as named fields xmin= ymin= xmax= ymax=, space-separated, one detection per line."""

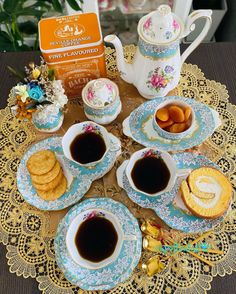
xmin=27 ymin=150 xmax=56 ymax=175
xmin=32 ymin=170 xmax=63 ymax=191
xmin=36 ymin=176 xmax=67 ymax=201
xmin=31 ymin=161 xmax=61 ymax=184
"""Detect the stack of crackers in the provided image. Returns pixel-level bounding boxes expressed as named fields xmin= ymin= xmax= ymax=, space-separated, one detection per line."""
xmin=27 ymin=150 xmax=67 ymax=201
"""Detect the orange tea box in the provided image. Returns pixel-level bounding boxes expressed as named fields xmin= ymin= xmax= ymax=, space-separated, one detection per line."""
xmin=39 ymin=13 xmax=106 ymax=98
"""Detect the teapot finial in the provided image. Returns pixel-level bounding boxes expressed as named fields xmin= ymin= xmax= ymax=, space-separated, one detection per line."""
xmin=158 ymin=4 xmax=171 ymax=16
xmin=138 ymin=4 xmax=183 ymax=45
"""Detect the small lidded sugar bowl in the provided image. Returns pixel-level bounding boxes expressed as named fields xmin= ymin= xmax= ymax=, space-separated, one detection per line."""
xmin=82 ymin=78 xmax=122 ymax=125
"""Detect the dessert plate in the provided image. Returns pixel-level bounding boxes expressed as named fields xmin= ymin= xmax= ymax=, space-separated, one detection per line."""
xmin=117 ymin=152 xmax=227 ymax=233
xmin=17 ymin=135 xmax=121 ymax=211
xmin=123 ymin=96 xmax=221 ymax=151
xmin=54 ymin=198 xmax=142 ymax=290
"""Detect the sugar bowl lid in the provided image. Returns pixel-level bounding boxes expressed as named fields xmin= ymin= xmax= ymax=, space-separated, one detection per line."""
xmin=138 ymin=5 xmax=183 ymax=45
xmin=82 ymin=78 xmax=119 ymax=109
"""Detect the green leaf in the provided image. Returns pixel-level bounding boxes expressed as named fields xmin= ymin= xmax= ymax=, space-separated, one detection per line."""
xmin=0 ymin=30 xmax=15 ymax=51
xmin=48 ymin=69 xmax=55 ymax=81
xmin=52 ymin=0 xmax=63 ymax=13
xmin=66 ymin=0 xmax=82 ymax=11
xmin=18 ymin=21 xmax=38 ymax=35
xmin=0 ymin=12 xmax=10 ymax=23
xmin=15 ymin=8 xmax=45 ymax=19
xmin=11 ymin=22 xmax=23 ymax=42
xmin=30 ymin=1 xmax=51 ymax=9
xmin=24 ymin=2 xmax=49 ymax=13
xmin=3 ymin=0 xmax=20 ymax=13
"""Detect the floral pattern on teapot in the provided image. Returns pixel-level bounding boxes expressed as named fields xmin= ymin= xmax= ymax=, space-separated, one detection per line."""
xmin=104 ymin=4 xmax=212 ymax=99
xmin=143 ymin=17 xmax=154 ymax=39
xmin=143 ymin=17 xmax=181 ymax=43
xmin=146 ymin=65 xmax=175 ymax=93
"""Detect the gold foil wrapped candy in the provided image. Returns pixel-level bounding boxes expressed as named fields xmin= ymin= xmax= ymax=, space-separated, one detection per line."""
xmin=141 ymin=220 xmax=161 ymax=238
xmin=143 ymin=236 xmax=162 ymax=252
xmin=142 ymin=256 xmax=165 ymax=277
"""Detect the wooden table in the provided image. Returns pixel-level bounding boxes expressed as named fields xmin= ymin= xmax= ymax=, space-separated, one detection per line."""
xmin=0 ymin=42 xmax=236 ymax=294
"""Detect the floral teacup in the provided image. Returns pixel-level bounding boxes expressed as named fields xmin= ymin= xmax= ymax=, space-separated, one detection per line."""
xmin=62 ymin=121 xmax=118 ymax=168
xmin=152 ymin=100 xmax=195 ymax=140
xmin=82 ymin=78 xmax=122 ymax=125
xmin=66 ymin=208 xmax=137 ymax=269
xmin=126 ymin=148 xmax=190 ymax=197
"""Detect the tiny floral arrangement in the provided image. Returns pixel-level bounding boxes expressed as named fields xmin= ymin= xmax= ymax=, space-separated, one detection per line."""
xmin=11 ymin=59 xmax=68 ymax=120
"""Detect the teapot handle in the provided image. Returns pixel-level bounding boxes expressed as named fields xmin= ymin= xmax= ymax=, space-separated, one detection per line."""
xmin=181 ymin=10 xmax=212 ymax=65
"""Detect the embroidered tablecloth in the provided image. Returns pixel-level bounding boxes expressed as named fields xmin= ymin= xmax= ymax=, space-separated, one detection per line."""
xmin=0 ymin=46 xmax=235 ymax=293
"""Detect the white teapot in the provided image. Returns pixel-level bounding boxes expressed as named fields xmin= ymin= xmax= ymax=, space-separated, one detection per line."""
xmin=104 ymin=5 xmax=212 ymax=99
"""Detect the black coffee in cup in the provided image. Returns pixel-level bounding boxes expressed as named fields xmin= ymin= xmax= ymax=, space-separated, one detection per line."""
xmin=131 ymin=156 xmax=170 ymax=194
xmin=70 ymin=132 xmax=106 ymax=164
xmin=75 ymin=216 xmax=118 ymax=262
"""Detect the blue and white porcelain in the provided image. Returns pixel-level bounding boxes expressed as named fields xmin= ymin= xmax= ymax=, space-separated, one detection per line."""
xmin=123 ymin=96 xmax=221 ymax=151
xmin=66 ymin=208 xmax=136 ymax=270
xmin=17 ymin=135 xmax=121 ymax=211
xmin=62 ymin=121 xmax=120 ymax=169
xmin=125 ymin=148 xmax=189 ymax=198
xmin=152 ymin=99 xmax=195 ymax=140
xmin=105 ymin=5 xmax=212 ymax=99
xmin=54 ymin=198 xmax=142 ymax=290
xmin=117 ymin=152 xmax=227 ymax=233
xmin=64 ymin=133 xmax=121 ymax=180
xmin=117 ymin=160 xmax=182 ymax=208
xmin=82 ymin=78 xmax=122 ymax=125
xmin=32 ymin=104 xmax=64 ymax=133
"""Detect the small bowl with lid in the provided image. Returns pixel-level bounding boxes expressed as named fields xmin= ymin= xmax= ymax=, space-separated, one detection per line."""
xmin=82 ymin=78 xmax=122 ymax=125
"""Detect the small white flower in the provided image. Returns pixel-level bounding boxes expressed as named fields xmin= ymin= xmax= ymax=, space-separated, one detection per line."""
xmin=52 ymin=80 xmax=65 ymax=93
xmin=50 ymin=80 xmax=68 ymax=108
xmin=53 ymin=93 xmax=68 ymax=108
xmin=14 ymin=85 xmax=29 ymax=102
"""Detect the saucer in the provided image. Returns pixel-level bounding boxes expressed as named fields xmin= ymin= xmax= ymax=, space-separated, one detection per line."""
xmin=153 ymin=152 xmax=228 ymax=233
xmin=17 ymin=135 xmax=121 ymax=211
xmin=117 ymin=152 xmax=227 ymax=233
xmin=17 ymin=137 xmax=91 ymax=211
xmin=123 ymin=96 xmax=221 ymax=151
xmin=64 ymin=133 xmax=121 ymax=180
xmin=117 ymin=160 xmax=181 ymax=207
xmin=54 ymin=198 xmax=142 ymax=290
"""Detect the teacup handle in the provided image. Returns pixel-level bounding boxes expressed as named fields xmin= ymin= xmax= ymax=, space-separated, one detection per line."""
xmin=176 ymin=168 xmax=191 ymax=178
xmin=124 ymin=235 xmax=137 ymax=241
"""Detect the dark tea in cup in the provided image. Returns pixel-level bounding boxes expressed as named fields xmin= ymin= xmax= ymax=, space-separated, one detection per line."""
xmin=70 ymin=132 xmax=106 ymax=164
xmin=75 ymin=216 xmax=118 ymax=262
xmin=131 ymin=156 xmax=171 ymax=194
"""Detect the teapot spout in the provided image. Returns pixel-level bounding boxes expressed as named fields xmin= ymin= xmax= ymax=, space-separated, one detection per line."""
xmin=104 ymin=35 xmax=134 ymax=84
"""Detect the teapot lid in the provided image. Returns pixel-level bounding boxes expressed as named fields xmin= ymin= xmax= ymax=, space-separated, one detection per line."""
xmin=138 ymin=5 xmax=183 ymax=45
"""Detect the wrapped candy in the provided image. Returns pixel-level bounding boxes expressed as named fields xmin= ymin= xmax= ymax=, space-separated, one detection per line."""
xmin=142 ymin=256 xmax=165 ymax=277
